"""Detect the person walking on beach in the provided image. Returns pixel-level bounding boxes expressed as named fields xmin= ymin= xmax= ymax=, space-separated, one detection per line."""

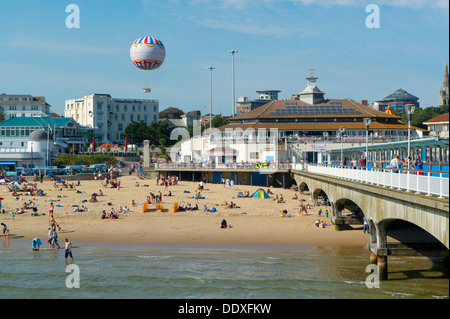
xmin=53 ymin=230 xmax=60 ymax=249
xmin=65 ymin=238 xmax=74 ymax=263
xmin=48 ymin=228 xmax=55 ymax=248
xmin=1 ymin=223 xmax=7 ymax=238
xmin=363 ymin=217 xmax=369 ymax=234
xmin=49 ymin=203 xmax=54 ymax=216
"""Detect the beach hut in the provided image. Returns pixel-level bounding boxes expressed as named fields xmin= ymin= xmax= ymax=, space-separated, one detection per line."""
xmin=251 ymin=188 xmax=269 ymax=199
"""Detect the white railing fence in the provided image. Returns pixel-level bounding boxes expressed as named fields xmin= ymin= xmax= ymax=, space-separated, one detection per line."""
xmin=306 ymin=164 xmax=449 ymax=199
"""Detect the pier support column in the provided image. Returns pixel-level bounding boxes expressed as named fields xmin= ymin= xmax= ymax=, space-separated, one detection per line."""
xmin=369 ymin=250 xmax=377 ymax=264
xmin=333 ymin=202 xmax=343 ymax=231
xmin=375 ymin=222 xmax=388 ymax=281
xmin=377 ymin=255 xmax=388 ymax=281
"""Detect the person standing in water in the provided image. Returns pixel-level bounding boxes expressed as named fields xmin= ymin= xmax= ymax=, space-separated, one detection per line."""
xmin=65 ymin=238 xmax=74 ymax=263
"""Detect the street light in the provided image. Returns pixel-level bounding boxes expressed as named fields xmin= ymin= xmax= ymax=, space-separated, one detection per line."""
xmin=208 ymin=66 xmax=215 ymax=130
xmin=405 ymin=104 xmax=416 ymax=162
xmin=323 ymin=132 xmax=328 ymax=165
xmin=229 ymin=50 xmax=238 ymax=117
xmin=363 ymin=117 xmax=372 ymax=164
xmin=338 ymin=126 xmax=345 ymax=166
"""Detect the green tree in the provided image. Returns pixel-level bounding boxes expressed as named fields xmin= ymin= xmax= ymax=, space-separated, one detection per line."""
xmin=394 ymin=104 xmax=449 ymax=129
xmin=211 ymin=115 xmax=229 ymax=128
xmin=122 ymin=120 xmax=149 ymax=145
xmin=159 ymin=107 xmax=184 ymax=119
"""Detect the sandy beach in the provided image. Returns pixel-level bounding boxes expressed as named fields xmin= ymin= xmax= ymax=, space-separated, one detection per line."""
xmin=1 ymin=174 xmax=371 ymax=248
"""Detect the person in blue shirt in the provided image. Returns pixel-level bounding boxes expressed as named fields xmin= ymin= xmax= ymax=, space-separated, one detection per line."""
xmin=32 ymin=238 xmax=42 ymax=251
xmin=413 ymin=156 xmax=424 ymax=175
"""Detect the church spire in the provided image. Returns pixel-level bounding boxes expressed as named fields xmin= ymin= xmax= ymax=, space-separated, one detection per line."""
xmin=443 ymin=60 xmax=448 ymax=84
xmin=440 ymin=60 xmax=449 ymax=106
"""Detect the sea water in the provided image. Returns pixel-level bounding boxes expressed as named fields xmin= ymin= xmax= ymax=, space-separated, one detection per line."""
xmin=0 ymin=239 xmax=447 ymax=299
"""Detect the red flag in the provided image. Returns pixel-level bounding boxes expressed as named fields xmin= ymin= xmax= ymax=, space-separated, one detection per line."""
xmin=92 ymin=137 xmax=95 ymax=152
xmin=125 ymin=137 xmax=128 ymax=152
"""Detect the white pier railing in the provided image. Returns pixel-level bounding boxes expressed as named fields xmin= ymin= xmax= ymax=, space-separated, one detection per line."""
xmin=306 ymin=164 xmax=449 ymax=199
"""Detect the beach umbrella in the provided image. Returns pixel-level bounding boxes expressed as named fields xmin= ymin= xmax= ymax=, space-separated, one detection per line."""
xmin=56 ymin=180 xmax=65 ymax=183
xmin=0 ymin=179 xmax=6 ymax=184
xmin=99 ymin=143 xmax=119 ymax=147
xmin=10 ymin=181 xmax=21 ymax=186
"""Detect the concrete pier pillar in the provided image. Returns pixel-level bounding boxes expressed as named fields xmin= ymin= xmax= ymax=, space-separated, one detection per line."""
xmin=377 ymin=255 xmax=388 ymax=281
xmin=375 ymin=222 xmax=388 ymax=280
xmin=369 ymin=251 xmax=377 ymax=265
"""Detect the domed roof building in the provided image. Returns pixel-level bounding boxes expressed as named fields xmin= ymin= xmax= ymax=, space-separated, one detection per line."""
xmin=29 ymin=129 xmax=52 ymax=142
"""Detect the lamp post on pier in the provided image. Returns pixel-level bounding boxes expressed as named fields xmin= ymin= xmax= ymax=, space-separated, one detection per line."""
xmin=338 ymin=126 xmax=345 ymax=166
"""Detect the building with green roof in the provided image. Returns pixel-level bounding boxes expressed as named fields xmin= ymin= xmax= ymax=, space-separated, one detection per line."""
xmin=0 ymin=116 xmax=90 ymax=152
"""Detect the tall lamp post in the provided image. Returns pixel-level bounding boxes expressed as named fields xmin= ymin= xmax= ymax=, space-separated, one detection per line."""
xmin=338 ymin=126 xmax=345 ymax=166
xmin=323 ymin=132 xmax=328 ymax=165
xmin=363 ymin=118 xmax=372 ymax=164
xmin=405 ymin=104 xmax=416 ymax=162
xmin=229 ymin=50 xmax=238 ymax=117
xmin=208 ymin=66 xmax=215 ymax=130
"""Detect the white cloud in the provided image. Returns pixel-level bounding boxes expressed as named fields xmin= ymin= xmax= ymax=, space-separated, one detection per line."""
xmin=290 ymin=0 xmax=449 ymax=8
xmin=7 ymin=38 xmax=114 ymax=55
xmin=194 ymin=17 xmax=299 ymax=37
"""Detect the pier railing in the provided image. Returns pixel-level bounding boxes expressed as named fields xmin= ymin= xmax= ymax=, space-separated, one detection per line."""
xmin=154 ymin=162 xmax=304 ymax=171
xmin=305 ymin=164 xmax=449 ymax=199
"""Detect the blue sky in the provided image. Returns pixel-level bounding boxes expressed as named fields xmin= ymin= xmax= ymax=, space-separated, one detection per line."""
xmin=0 ymin=0 xmax=448 ymax=116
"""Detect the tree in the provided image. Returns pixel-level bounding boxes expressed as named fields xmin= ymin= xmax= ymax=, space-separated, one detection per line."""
xmin=211 ymin=115 xmax=229 ymax=128
xmin=122 ymin=121 xmax=149 ymax=145
xmin=394 ymin=104 xmax=449 ymax=129
xmin=159 ymin=107 xmax=184 ymax=119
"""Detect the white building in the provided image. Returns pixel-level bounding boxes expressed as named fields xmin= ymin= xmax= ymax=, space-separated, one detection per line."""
xmin=0 ymin=129 xmax=55 ymax=171
xmin=65 ymin=93 xmax=159 ymax=144
xmin=0 ymin=94 xmax=51 ymax=119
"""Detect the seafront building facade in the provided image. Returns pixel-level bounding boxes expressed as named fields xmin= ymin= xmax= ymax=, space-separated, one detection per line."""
xmin=65 ymin=93 xmax=159 ymax=144
xmin=179 ymin=73 xmax=426 ymax=164
xmin=0 ymin=116 xmax=88 ymax=151
xmin=380 ymin=88 xmax=420 ymax=113
xmin=236 ymin=90 xmax=281 ymax=114
xmin=0 ymin=94 xmax=51 ymax=119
